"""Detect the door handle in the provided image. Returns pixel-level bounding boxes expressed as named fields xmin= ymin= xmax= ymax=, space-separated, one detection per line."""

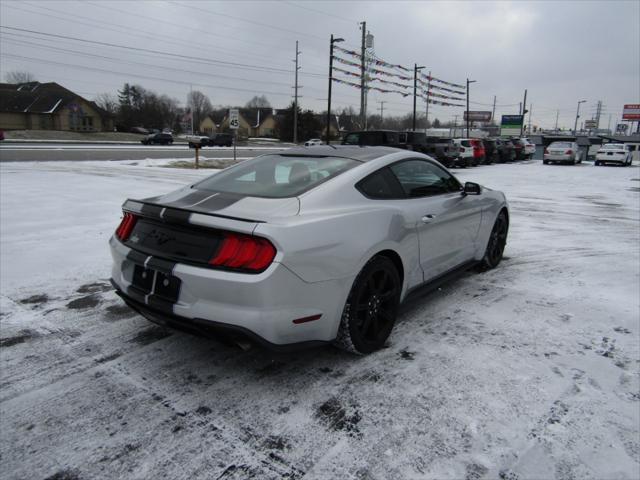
xmin=421 ymin=214 xmax=436 ymax=223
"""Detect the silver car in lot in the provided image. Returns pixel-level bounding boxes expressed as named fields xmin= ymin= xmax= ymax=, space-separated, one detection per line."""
xmin=110 ymin=146 xmax=509 ymax=354
xmin=595 ymin=143 xmax=632 ymax=166
xmin=543 ymin=141 xmax=582 ymax=165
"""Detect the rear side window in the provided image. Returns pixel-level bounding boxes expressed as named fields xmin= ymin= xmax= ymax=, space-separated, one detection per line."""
xmin=461 ymin=140 xmax=472 ymax=147
xmin=195 ymin=154 xmax=360 ymax=198
xmin=356 ymin=168 xmax=404 ymax=199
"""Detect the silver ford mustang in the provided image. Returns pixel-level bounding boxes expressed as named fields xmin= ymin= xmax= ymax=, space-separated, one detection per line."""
xmin=110 ymin=146 xmax=509 ymax=354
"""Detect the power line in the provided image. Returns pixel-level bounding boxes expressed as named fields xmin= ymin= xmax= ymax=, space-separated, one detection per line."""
xmin=2 ymin=53 xmax=297 ymax=98
xmin=12 ymin=1 xmax=300 ymax=67
xmin=0 ymin=34 xmax=297 ymax=88
xmin=0 ymin=26 xmax=327 ymax=78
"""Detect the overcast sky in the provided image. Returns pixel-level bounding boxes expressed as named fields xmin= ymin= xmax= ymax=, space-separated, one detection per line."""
xmin=1 ymin=0 xmax=638 ymax=129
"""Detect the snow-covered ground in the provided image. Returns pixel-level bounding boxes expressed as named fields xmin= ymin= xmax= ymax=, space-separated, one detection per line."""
xmin=1 ymin=159 xmax=639 ymax=480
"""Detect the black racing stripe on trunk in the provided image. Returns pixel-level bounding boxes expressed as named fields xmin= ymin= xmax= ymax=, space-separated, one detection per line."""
xmin=162 ymin=208 xmax=192 ymax=224
xmin=192 ymin=192 xmax=244 ymax=213
xmin=161 ymin=190 xmax=213 ymax=208
xmin=163 ymin=191 xmax=245 ymax=213
xmin=140 ymin=204 xmax=164 ymax=219
xmin=147 ymin=295 xmax=174 ymax=316
xmin=146 ymin=256 xmax=176 ymax=274
xmin=126 ymin=249 xmax=149 ymax=266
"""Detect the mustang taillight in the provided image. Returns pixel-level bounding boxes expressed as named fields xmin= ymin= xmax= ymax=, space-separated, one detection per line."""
xmin=209 ymin=233 xmax=276 ymax=272
xmin=115 ymin=212 xmax=137 ymax=241
xmin=544 ymin=148 xmax=549 ymax=154
xmin=565 ymin=149 xmax=573 ymax=154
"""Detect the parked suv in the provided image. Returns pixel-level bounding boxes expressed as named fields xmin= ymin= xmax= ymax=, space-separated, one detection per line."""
xmin=342 ymin=130 xmax=405 ymax=147
xmin=509 ymin=138 xmax=527 ymax=160
xmin=452 ymin=139 xmax=475 ymax=167
xmin=482 ymin=139 xmax=498 ymax=164
xmin=495 ymin=138 xmax=516 ymax=163
xmin=141 ymin=132 xmax=173 ymax=145
xmin=422 ymin=136 xmax=459 ymax=168
xmin=470 ymin=139 xmax=485 ymax=165
xmin=520 ymin=137 xmax=536 ymax=159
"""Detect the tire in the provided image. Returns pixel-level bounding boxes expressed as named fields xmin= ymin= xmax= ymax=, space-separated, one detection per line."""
xmin=595 ymin=161 xmax=600 ymax=166
xmin=334 ymin=256 xmax=401 ymax=354
xmin=543 ymin=160 xmax=549 ymax=165
xmin=478 ymin=210 xmax=509 ymax=271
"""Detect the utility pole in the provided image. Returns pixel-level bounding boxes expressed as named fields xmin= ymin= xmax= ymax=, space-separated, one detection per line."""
xmin=189 ymin=84 xmax=194 ymax=135
xmin=413 ymin=64 xmax=425 ymax=131
xmin=293 ymin=40 xmax=301 ymax=144
xmin=491 ymin=95 xmax=496 ymax=123
xmin=425 ymin=72 xmax=432 ymax=127
xmin=378 ymin=100 xmax=385 ymax=123
xmin=574 ymin=100 xmax=586 ymax=134
xmin=359 ymin=21 xmax=366 ymax=129
xmin=595 ymin=100 xmax=602 ymax=129
xmin=528 ymin=103 xmax=532 ymax=134
xmin=466 ymin=78 xmax=476 ymax=137
xmin=555 ymin=109 xmax=559 ymax=131
xmin=520 ymin=89 xmax=528 ymax=136
xmin=326 ymin=35 xmax=344 ymax=144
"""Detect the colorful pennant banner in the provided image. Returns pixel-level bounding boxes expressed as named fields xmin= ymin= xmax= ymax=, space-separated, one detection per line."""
xmin=420 ymin=72 xmax=465 ymax=90
xmin=422 ymin=90 xmax=466 ymax=102
xmin=334 ymin=46 xmax=411 ymax=71
xmin=333 ymin=66 xmax=362 ymax=79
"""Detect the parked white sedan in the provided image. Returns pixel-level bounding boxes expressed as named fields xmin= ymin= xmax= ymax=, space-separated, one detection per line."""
xmin=543 ymin=141 xmax=582 ymax=165
xmin=595 ymin=143 xmax=632 ymax=166
xmin=304 ymin=138 xmax=323 ymax=146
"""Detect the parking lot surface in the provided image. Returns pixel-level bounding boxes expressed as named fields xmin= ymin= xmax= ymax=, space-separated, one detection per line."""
xmin=1 ymin=159 xmax=638 ymax=479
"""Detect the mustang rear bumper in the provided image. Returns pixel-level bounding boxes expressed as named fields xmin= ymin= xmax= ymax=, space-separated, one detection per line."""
xmin=110 ymin=236 xmax=354 ymax=347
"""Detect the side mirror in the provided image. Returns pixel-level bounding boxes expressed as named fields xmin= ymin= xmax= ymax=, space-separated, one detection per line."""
xmin=462 ymin=182 xmax=481 ymax=195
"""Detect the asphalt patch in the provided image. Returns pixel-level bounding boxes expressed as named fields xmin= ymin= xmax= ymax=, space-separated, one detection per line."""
xmin=104 ymin=304 xmax=136 ymax=321
xmin=0 ymin=329 xmax=38 ymax=348
xmin=129 ymin=326 xmax=172 ymax=346
xmin=76 ymin=282 xmax=112 ymax=294
xmin=18 ymin=293 xmax=49 ymax=306
xmin=399 ymin=349 xmax=416 ymax=360
xmin=66 ymin=294 xmax=100 ymax=310
xmin=44 ymin=469 xmax=82 ymax=480
xmin=316 ymin=397 xmax=361 ymax=434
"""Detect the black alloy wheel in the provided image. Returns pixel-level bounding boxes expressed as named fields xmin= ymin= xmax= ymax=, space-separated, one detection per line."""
xmin=335 ymin=256 xmax=401 ymax=354
xmin=479 ymin=211 xmax=508 ymax=270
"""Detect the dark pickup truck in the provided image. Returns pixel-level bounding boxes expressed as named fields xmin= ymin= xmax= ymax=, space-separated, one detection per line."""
xmin=341 ymin=130 xmax=459 ymax=168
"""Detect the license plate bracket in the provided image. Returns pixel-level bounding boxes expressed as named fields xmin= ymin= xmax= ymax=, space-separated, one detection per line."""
xmin=132 ymin=264 xmax=181 ymax=302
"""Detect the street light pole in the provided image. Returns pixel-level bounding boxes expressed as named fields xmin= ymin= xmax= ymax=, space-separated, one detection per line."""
xmin=574 ymin=100 xmax=586 ymax=134
xmin=326 ymin=35 xmax=344 ymax=145
xmin=413 ymin=64 xmax=425 ymax=131
xmin=359 ymin=21 xmax=366 ymax=129
xmin=466 ymin=78 xmax=476 ymax=137
xmin=293 ymin=40 xmax=301 ymax=144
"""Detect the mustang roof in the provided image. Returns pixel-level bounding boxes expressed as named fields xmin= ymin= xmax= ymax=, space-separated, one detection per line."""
xmin=279 ymin=145 xmax=403 ymax=162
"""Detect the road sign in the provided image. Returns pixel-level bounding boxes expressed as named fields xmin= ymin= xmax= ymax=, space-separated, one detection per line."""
xmin=584 ymin=120 xmax=597 ymax=129
xmin=500 ymin=115 xmax=523 ymax=136
xmin=464 ymin=111 xmax=492 ymax=122
xmin=622 ymin=104 xmax=640 ymax=120
xmin=229 ymin=108 xmax=240 ymax=129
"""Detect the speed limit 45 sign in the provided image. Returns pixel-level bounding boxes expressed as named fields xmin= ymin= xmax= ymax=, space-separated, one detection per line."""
xmin=229 ymin=108 xmax=240 ymax=129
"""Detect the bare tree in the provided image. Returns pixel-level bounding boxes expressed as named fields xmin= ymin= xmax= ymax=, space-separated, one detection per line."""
xmin=5 ymin=71 xmax=37 ymax=84
xmin=186 ymin=90 xmax=213 ymax=132
xmin=94 ymin=93 xmax=118 ymax=115
xmin=245 ymin=95 xmax=271 ymax=109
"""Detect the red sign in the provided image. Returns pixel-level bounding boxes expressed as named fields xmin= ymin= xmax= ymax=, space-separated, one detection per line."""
xmin=622 ymin=104 xmax=640 ymax=120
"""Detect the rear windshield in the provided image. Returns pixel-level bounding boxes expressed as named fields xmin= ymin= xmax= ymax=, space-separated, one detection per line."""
xmin=602 ymin=144 xmax=625 ymax=149
xmin=549 ymin=142 xmax=572 ymax=148
xmin=194 ymin=154 xmax=360 ymax=198
xmin=460 ymin=140 xmax=472 ymax=147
